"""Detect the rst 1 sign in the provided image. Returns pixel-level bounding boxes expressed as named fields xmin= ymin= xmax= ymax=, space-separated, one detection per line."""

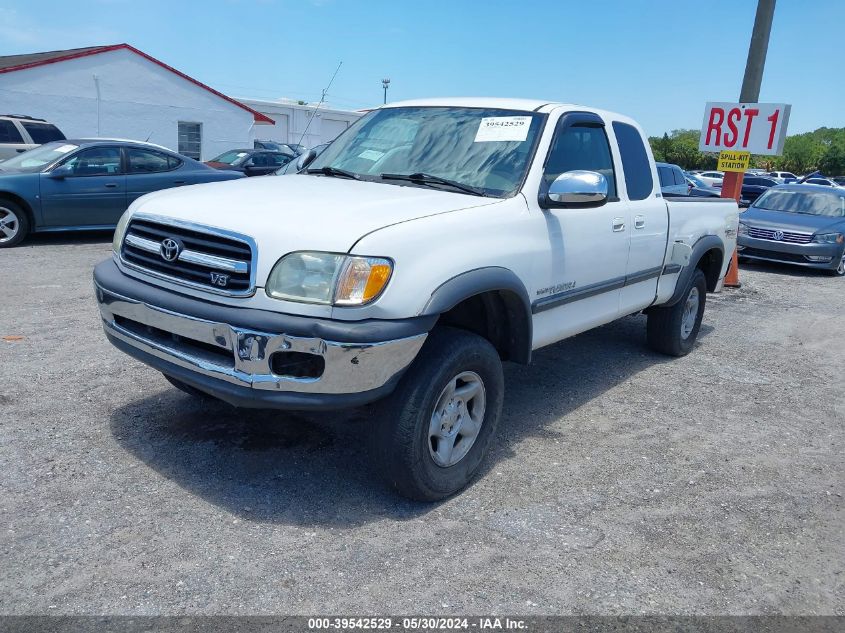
xmin=699 ymin=102 xmax=791 ymax=156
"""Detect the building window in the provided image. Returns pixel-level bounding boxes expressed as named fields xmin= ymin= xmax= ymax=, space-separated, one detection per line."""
xmin=178 ymin=122 xmax=202 ymax=160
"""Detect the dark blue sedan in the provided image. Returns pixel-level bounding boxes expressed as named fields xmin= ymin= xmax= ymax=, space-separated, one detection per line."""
xmin=0 ymin=139 xmax=244 ymax=247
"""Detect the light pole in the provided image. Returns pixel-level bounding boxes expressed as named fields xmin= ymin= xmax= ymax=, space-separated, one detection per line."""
xmin=382 ymin=78 xmax=390 ymax=105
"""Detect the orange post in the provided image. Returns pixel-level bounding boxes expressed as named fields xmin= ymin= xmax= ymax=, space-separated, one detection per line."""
xmin=721 ymin=170 xmax=744 ymax=288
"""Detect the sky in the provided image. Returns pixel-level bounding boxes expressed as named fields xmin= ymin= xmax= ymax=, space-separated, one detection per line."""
xmin=0 ymin=0 xmax=841 ymax=137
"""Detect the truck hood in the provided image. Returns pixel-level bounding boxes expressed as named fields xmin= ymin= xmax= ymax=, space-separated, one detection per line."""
xmin=130 ymin=174 xmax=502 ymax=280
xmin=741 ymin=207 xmax=845 ymax=234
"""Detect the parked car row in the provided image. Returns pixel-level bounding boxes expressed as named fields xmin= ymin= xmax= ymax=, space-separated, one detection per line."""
xmin=205 ymin=148 xmax=294 ymax=176
xmin=0 ymin=114 xmax=66 ymax=160
xmin=0 ymin=139 xmax=243 ymax=247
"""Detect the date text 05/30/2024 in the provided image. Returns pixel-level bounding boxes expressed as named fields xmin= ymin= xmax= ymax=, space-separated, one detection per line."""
xmin=307 ymin=618 xmax=527 ymax=630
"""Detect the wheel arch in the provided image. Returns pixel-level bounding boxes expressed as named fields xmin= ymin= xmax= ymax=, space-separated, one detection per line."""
xmin=665 ymin=235 xmax=724 ymax=305
xmin=421 ymin=267 xmax=533 ymax=365
xmin=0 ymin=191 xmax=35 ymax=228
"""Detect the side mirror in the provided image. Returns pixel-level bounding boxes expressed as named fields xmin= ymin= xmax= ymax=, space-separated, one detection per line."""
xmin=48 ymin=164 xmax=73 ymax=179
xmin=541 ymin=170 xmax=608 ymax=208
xmin=297 ymin=149 xmax=317 ymax=171
xmin=739 ymin=199 xmax=751 ymax=208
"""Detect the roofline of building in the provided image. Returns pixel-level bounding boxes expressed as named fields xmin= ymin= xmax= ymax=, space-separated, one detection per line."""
xmin=0 ymin=43 xmax=275 ymax=125
xmin=237 ymin=97 xmax=364 ymax=118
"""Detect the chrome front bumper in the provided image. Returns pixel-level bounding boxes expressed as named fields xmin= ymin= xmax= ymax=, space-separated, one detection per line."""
xmin=95 ymin=282 xmax=427 ymax=404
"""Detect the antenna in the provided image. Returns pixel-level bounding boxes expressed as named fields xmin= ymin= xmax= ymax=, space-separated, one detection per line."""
xmin=297 ymin=60 xmax=342 ymax=146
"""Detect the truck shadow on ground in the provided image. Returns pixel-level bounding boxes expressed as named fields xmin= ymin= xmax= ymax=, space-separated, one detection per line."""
xmin=110 ymin=313 xmax=707 ymax=527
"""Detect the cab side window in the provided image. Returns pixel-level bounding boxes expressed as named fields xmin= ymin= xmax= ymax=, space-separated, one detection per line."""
xmin=543 ymin=124 xmax=617 ymax=199
xmin=63 ymin=147 xmax=122 ymax=176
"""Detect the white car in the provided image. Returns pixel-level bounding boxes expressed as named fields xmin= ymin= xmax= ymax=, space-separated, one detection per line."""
xmin=697 ymin=170 xmax=725 ymax=187
xmin=767 ymin=171 xmax=798 ymax=184
xmin=94 ymin=98 xmax=739 ymax=500
xmin=0 ymin=114 xmax=66 ymax=160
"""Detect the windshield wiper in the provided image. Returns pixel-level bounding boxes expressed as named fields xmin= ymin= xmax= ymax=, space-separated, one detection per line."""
xmin=380 ymin=172 xmax=487 ymax=197
xmin=306 ymin=165 xmax=360 ymax=180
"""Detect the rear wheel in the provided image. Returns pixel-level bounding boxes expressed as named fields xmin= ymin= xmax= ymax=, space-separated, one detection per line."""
xmin=0 ymin=200 xmax=29 ymax=248
xmin=647 ymin=268 xmax=707 ymax=357
xmin=374 ymin=327 xmax=504 ymax=501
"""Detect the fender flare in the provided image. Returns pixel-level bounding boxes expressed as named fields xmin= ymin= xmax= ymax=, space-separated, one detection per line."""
xmin=665 ymin=235 xmax=725 ymax=306
xmin=421 ymin=267 xmax=533 ymax=364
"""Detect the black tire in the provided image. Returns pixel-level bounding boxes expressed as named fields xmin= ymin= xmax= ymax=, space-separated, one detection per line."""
xmin=0 ymin=199 xmax=30 ymax=248
xmin=374 ymin=327 xmax=504 ymax=501
xmin=162 ymin=374 xmax=211 ymax=400
xmin=826 ymin=252 xmax=845 ymax=276
xmin=647 ymin=268 xmax=707 ymax=357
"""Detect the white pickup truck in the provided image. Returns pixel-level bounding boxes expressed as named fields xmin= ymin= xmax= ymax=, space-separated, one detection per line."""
xmin=94 ymin=98 xmax=739 ymax=500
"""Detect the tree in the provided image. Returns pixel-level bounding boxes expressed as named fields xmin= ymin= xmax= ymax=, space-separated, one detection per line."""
xmin=649 ymin=126 xmax=845 ymax=175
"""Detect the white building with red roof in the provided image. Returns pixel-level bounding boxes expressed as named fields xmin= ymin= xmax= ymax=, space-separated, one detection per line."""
xmin=0 ymin=44 xmax=275 ymax=161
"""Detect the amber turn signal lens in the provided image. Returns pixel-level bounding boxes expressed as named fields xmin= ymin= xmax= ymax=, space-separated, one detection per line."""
xmin=334 ymin=257 xmax=393 ymax=305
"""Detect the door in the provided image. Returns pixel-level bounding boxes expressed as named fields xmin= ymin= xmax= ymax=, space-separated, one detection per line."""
xmin=612 ymin=121 xmax=668 ymax=313
xmin=530 ymin=112 xmax=631 ymax=345
xmin=39 ymin=146 xmax=126 ymax=227
xmin=125 ymin=147 xmax=188 ymax=206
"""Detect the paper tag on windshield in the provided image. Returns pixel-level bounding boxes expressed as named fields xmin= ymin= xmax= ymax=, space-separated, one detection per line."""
xmin=236 ymin=152 xmax=248 ymax=157
xmin=474 ymin=116 xmax=532 ymax=142
xmin=54 ymin=144 xmax=77 ymax=154
xmin=358 ymin=149 xmax=384 ymax=161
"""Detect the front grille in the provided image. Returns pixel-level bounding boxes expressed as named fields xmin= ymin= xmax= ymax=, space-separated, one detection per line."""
xmin=747 ymin=226 xmax=813 ymax=244
xmin=121 ymin=218 xmax=254 ymax=295
xmin=741 ymin=247 xmax=808 ymax=263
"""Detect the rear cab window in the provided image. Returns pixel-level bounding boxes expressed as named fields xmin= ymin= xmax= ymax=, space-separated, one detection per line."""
xmin=612 ymin=121 xmax=654 ymax=200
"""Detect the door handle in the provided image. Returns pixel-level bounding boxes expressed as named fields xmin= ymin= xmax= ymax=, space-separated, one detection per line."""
xmin=612 ymin=217 xmax=625 ymax=232
xmin=16 ymin=149 xmax=26 ymax=153
xmin=173 ymin=180 xmax=186 ymax=185
xmin=104 ymin=183 xmax=118 ymax=188
xmin=635 ymin=215 xmax=646 ymax=229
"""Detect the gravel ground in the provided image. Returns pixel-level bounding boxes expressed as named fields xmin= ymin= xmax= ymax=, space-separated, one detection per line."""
xmin=0 ymin=232 xmax=842 ymax=615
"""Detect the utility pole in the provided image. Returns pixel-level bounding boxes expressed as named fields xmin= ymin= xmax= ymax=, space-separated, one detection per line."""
xmin=382 ymin=78 xmax=391 ymax=105
xmin=722 ymin=0 xmax=776 ymax=288
xmin=740 ymin=0 xmax=776 ymax=102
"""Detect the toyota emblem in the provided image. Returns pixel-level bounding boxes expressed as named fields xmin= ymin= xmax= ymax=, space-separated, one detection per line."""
xmin=772 ymin=230 xmax=785 ymax=241
xmin=160 ymin=238 xmax=181 ymax=262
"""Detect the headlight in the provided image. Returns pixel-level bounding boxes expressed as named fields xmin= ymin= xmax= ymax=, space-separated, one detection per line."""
xmin=266 ymin=251 xmax=393 ymax=306
xmin=737 ymin=222 xmax=749 ymax=236
xmin=112 ymin=210 xmax=132 ymax=253
xmin=812 ymin=232 xmax=844 ymax=244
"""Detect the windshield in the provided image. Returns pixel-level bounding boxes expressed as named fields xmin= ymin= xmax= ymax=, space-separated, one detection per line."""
xmin=753 ymin=188 xmax=845 ymax=217
xmin=0 ymin=141 xmax=79 ymax=173
xmin=687 ymin=174 xmax=708 ymax=188
xmin=309 ymin=106 xmax=545 ymax=198
xmin=209 ymin=150 xmax=250 ymax=165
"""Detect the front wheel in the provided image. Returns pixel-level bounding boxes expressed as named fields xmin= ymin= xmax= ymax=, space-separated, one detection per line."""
xmin=0 ymin=200 xmax=30 ymax=248
xmin=374 ymin=327 xmax=504 ymax=501
xmin=647 ymin=268 xmax=707 ymax=357
xmin=827 ymin=251 xmax=845 ymax=276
